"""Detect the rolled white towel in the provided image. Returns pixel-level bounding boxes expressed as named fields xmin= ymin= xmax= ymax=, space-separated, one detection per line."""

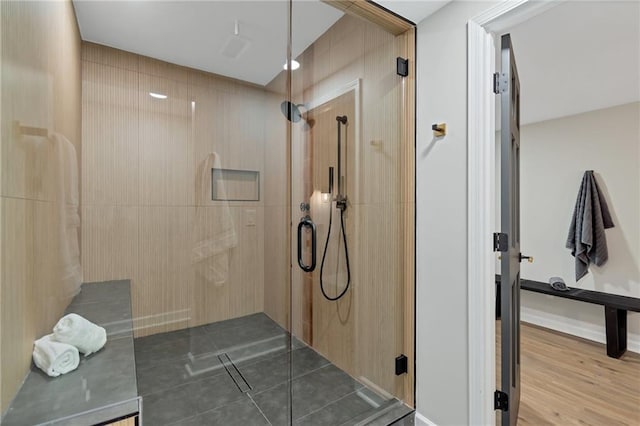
xmin=53 ymin=313 xmax=107 ymax=356
xmin=33 ymin=334 xmax=80 ymax=377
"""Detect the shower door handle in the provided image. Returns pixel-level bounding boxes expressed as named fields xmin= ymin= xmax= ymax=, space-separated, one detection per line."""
xmin=297 ymin=216 xmax=317 ymax=272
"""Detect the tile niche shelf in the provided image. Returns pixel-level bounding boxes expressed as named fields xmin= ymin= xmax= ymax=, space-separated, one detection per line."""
xmin=212 ymin=168 xmax=260 ymax=202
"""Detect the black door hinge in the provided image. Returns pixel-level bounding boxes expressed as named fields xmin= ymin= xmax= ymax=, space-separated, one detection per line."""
xmin=397 ymin=57 xmax=409 ymax=77
xmin=493 ymin=72 xmax=508 ymax=94
xmin=395 ymin=354 xmax=408 ymax=375
xmin=494 ymin=390 xmax=508 ymax=411
xmin=493 ymin=233 xmax=508 ymax=252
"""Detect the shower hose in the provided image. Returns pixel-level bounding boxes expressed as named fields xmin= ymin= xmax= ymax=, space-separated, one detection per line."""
xmin=319 ymin=201 xmax=351 ymax=301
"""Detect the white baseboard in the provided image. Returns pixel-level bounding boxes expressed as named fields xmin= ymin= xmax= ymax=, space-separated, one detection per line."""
xmin=521 ymin=310 xmax=640 ymax=354
xmin=415 ymin=411 xmax=438 ymax=426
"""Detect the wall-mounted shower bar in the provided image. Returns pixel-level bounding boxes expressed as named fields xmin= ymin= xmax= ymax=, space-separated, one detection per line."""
xmin=336 ymin=115 xmax=348 ymax=208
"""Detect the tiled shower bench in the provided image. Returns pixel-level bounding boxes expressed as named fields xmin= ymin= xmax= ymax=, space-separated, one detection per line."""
xmin=1 ymin=280 xmax=141 ymax=426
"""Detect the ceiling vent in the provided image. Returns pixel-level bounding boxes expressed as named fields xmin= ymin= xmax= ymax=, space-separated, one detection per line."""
xmin=221 ymin=20 xmax=249 ymax=59
xmin=221 ymin=36 xmax=249 ymax=59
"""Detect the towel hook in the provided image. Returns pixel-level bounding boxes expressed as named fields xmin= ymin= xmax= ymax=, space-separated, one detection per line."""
xmin=432 ymin=123 xmax=446 ymax=137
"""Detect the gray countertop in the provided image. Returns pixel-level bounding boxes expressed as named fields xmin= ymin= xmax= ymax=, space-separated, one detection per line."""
xmin=1 ymin=281 xmax=140 ymax=426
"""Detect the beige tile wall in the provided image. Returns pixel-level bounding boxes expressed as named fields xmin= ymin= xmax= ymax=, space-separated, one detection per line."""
xmin=0 ymin=0 xmax=82 ymax=413
xmin=263 ymin=93 xmax=290 ymax=330
xmin=81 ymin=43 xmax=266 ymax=337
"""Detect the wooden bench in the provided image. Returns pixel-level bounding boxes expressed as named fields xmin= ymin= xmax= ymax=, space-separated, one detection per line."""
xmin=495 ymin=275 xmax=640 ymax=358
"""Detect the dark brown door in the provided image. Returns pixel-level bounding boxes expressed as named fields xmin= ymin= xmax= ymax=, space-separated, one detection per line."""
xmin=500 ymin=33 xmax=521 ymax=426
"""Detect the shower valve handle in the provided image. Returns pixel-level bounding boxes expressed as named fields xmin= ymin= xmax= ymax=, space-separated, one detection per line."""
xmin=336 ymin=197 xmax=347 ymax=211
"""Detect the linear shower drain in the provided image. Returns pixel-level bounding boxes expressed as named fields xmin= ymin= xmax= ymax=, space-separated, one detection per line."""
xmin=218 ymin=353 xmax=252 ymax=393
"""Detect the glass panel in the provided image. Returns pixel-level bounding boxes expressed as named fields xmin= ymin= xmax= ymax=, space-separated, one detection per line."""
xmin=1 ymin=1 xmax=292 ymax=424
xmin=287 ymin=3 xmax=415 ymax=424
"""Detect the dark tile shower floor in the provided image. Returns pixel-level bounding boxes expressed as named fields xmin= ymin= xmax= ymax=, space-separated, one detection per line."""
xmin=134 ymin=313 xmax=413 ymax=425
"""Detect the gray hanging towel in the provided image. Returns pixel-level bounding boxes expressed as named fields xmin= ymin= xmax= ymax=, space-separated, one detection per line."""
xmin=566 ymin=171 xmax=614 ymax=281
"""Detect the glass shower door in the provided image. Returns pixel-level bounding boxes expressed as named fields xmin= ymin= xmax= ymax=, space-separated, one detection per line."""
xmin=286 ymin=3 xmax=416 ymax=424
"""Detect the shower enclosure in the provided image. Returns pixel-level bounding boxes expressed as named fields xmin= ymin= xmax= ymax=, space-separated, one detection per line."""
xmin=0 ymin=1 xmax=415 ymax=425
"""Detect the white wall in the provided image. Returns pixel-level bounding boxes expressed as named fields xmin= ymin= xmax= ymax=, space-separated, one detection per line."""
xmin=518 ymin=102 xmax=640 ymax=351
xmin=415 ymin=2 xmax=498 ymax=425
xmin=416 ymin=2 xmax=639 ymax=424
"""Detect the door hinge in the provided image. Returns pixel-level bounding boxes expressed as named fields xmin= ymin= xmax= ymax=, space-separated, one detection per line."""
xmin=494 ymin=390 xmax=508 ymax=411
xmin=493 ymin=72 xmax=508 ymax=94
xmin=493 ymin=233 xmax=508 ymax=252
xmin=397 ymin=57 xmax=409 ymax=77
xmin=395 ymin=354 xmax=408 ymax=375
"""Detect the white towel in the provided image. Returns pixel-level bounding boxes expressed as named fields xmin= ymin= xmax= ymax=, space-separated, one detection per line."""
xmin=33 ymin=334 xmax=80 ymax=377
xmin=53 ymin=313 xmax=107 ymax=356
xmin=51 ymin=133 xmax=82 ymax=298
xmin=193 ymin=153 xmax=238 ymax=285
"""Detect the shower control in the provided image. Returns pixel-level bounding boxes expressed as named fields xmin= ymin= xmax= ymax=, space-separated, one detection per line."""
xmin=300 ymin=202 xmax=310 ymax=212
xmin=318 ymin=113 xmax=351 ymax=301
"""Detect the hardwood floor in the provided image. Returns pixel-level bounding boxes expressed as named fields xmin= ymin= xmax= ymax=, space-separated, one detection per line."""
xmin=497 ymin=321 xmax=640 ymax=425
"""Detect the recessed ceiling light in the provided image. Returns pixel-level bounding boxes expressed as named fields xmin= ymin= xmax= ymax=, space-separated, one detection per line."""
xmin=149 ymin=92 xmax=167 ymax=99
xmin=283 ymin=60 xmax=300 ymax=71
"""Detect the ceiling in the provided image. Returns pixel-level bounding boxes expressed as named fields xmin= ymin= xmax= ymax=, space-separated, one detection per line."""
xmin=73 ymin=1 xmax=344 ymax=86
xmin=72 ymin=1 xmax=639 ymax=121
xmin=73 ymin=0 xmax=448 ymax=87
xmin=505 ymin=0 xmax=640 ymax=125
xmin=374 ymin=0 xmax=451 ymax=25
